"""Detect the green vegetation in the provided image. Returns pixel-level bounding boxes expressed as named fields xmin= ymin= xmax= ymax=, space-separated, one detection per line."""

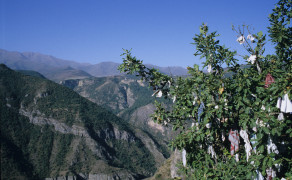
xmin=112 ymin=139 xmax=157 ymax=178
xmin=0 ymin=64 xmax=157 ymax=179
xmin=63 ymin=75 xmax=172 ymax=160
xmin=1 ymin=103 xmax=55 ymax=179
xmin=118 ymin=0 xmax=292 ymax=179
xmin=71 ymin=75 xmax=156 ymax=114
xmin=17 ymin=69 xmax=47 ymax=79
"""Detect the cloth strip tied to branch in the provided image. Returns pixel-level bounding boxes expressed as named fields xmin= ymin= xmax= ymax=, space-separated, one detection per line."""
xmin=264 ymin=73 xmax=275 ymax=88
xmin=228 ymin=130 xmax=239 ymax=156
xmin=277 ymin=94 xmax=292 ymax=113
xmin=239 ymin=129 xmax=253 ymax=162
xmin=182 ymin=149 xmax=186 ymax=167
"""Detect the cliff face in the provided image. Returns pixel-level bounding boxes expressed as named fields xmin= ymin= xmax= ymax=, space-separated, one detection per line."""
xmin=45 ymin=172 xmax=137 ymax=180
xmin=60 ymin=76 xmax=174 ymax=144
xmin=0 ymin=64 xmax=168 ymax=179
xmin=61 ymin=77 xmax=142 ymax=112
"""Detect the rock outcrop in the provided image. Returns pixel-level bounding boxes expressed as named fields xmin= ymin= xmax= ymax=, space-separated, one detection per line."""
xmin=0 ymin=65 xmax=163 ymax=179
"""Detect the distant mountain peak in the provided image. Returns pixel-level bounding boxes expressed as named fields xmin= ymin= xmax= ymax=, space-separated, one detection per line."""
xmin=63 ymin=66 xmax=75 ymax=70
xmin=0 ymin=49 xmax=188 ymax=80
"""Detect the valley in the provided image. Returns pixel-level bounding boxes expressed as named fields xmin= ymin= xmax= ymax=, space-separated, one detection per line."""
xmin=0 ymin=64 xmax=174 ymax=179
xmin=0 ymin=50 xmax=182 ymax=179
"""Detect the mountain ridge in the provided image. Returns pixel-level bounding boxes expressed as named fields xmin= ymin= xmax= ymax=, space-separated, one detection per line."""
xmin=0 ymin=64 xmax=168 ymax=179
xmin=0 ymin=49 xmax=188 ymax=81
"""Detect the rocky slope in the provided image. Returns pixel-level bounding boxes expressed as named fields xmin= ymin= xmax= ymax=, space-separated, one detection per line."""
xmin=45 ymin=66 xmax=93 ymax=82
xmin=0 ymin=64 xmax=169 ymax=179
xmin=60 ymin=76 xmax=174 ymax=143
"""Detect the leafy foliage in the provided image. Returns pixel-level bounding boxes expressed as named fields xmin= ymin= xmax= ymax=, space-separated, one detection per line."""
xmin=118 ymin=0 xmax=292 ymax=179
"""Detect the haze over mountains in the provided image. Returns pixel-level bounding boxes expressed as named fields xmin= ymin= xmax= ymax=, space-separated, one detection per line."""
xmin=0 ymin=49 xmax=182 ymax=179
xmin=0 ymin=49 xmax=188 ymax=82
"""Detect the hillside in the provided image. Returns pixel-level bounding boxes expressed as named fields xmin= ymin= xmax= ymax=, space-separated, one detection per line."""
xmin=60 ymin=76 xmax=174 ymax=143
xmin=0 ymin=49 xmax=87 ymax=71
xmin=16 ymin=70 xmax=47 ymax=79
xmin=79 ymin=62 xmax=123 ymax=77
xmin=45 ymin=66 xmax=93 ymax=82
xmin=0 ymin=64 xmax=169 ymax=179
xmin=79 ymin=62 xmax=189 ymax=77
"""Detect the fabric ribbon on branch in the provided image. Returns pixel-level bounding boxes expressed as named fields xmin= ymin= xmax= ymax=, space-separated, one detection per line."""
xmin=228 ymin=130 xmax=239 ymax=156
xmin=266 ymin=167 xmax=276 ymax=180
xmin=264 ymin=73 xmax=275 ymax=88
xmin=251 ymin=134 xmax=257 ymax=153
xmin=267 ymin=136 xmax=279 ymax=154
xmin=278 ymin=112 xmax=284 ymax=121
xmin=182 ymin=149 xmax=186 ymax=167
xmin=266 ymin=136 xmax=279 ymax=179
xmin=277 ymin=93 xmax=292 ymax=113
xmin=254 ymin=170 xmax=264 ymax=180
xmin=207 ymin=145 xmax=217 ymax=159
xmin=239 ymin=129 xmax=252 ymax=162
xmin=152 ymin=90 xmax=163 ymax=98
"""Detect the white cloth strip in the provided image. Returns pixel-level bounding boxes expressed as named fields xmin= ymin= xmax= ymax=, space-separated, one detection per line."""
xmin=240 ymin=129 xmax=253 ymax=162
xmin=182 ymin=149 xmax=186 ymax=167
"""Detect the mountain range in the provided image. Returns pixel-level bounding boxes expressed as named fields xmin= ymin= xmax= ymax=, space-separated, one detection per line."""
xmin=0 ymin=49 xmax=188 ymax=82
xmin=0 ymin=49 xmax=184 ymax=179
xmin=60 ymin=76 xmax=174 ymax=143
xmin=0 ymin=64 xmax=171 ymax=179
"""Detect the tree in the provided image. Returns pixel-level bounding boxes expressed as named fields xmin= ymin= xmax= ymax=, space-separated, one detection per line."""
xmin=118 ymin=0 xmax=292 ymax=179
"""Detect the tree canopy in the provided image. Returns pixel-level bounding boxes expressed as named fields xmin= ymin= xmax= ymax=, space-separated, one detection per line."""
xmin=118 ymin=0 xmax=292 ymax=179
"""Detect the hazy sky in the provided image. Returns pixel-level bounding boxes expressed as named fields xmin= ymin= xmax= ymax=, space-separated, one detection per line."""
xmin=1 ymin=0 xmax=277 ymax=68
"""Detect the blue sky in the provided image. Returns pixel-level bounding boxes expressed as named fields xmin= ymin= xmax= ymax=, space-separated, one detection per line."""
xmin=1 ymin=0 xmax=277 ymax=68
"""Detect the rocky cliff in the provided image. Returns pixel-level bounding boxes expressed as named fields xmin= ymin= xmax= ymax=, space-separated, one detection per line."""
xmin=60 ymin=76 xmax=174 ymax=153
xmin=0 ymin=64 xmax=169 ymax=179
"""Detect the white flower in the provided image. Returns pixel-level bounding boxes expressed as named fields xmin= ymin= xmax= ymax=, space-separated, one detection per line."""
xmin=247 ymin=34 xmax=255 ymax=42
xmin=207 ymin=64 xmax=212 ymax=73
xmin=248 ymin=55 xmax=256 ymax=64
xmin=237 ymin=35 xmax=245 ymax=44
xmin=215 ymin=105 xmax=219 ymax=109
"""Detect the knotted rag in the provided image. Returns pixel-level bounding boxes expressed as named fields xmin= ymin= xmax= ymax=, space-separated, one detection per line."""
xmin=264 ymin=73 xmax=275 ymax=88
xmin=277 ymin=93 xmax=292 ymax=113
xmin=228 ymin=130 xmax=239 ymax=156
